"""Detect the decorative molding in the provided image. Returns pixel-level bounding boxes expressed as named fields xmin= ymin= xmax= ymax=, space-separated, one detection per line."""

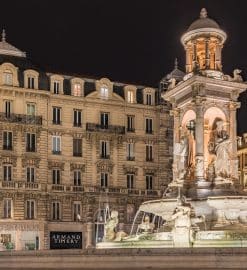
xmin=0 ymin=155 xmax=17 ymax=166
xmin=70 ymin=163 xmax=85 ymax=172
xmin=96 ymin=159 xmax=114 ymax=173
xmin=48 ymin=160 xmax=65 ymax=170
xmin=22 ymin=157 xmax=40 ymax=168
xmin=123 ymin=165 xmax=138 ymax=175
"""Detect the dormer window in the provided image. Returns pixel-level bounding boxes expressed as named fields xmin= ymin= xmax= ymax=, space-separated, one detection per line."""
xmin=50 ymin=75 xmax=64 ymax=94
xmin=28 ymin=76 xmax=35 ymax=89
xmin=53 ymin=81 xmax=60 ymax=94
xmin=3 ymin=70 xmax=13 ymax=86
xmin=100 ymin=85 xmax=109 ymax=99
xmin=146 ymin=93 xmax=152 ymax=105
xmin=24 ymin=70 xmax=39 ymax=90
xmin=73 ymin=83 xmax=82 ymax=97
xmin=127 ymin=90 xmax=134 ymax=103
xmin=143 ymin=88 xmax=155 ymax=106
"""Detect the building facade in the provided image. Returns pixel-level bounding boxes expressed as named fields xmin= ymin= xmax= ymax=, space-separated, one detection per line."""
xmin=0 ymin=32 xmax=173 ymax=250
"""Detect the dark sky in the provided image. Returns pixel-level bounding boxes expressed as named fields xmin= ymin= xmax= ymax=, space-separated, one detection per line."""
xmin=1 ymin=0 xmax=247 ymax=133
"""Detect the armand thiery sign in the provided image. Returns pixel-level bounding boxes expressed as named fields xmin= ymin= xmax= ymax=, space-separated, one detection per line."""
xmin=50 ymin=232 xmax=82 ymax=249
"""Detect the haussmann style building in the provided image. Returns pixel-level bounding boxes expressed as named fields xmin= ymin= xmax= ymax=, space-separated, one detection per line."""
xmin=0 ymin=29 xmax=179 ymax=250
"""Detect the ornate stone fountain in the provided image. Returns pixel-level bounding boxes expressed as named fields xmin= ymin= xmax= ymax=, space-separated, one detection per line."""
xmin=97 ymin=9 xmax=247 ymax=248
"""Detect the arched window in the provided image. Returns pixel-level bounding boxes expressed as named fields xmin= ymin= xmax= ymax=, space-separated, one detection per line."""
xmin=3 ymin=70 xmax=13 ymax=86
xmin=100 ymin=85 xmax=109 ymax=99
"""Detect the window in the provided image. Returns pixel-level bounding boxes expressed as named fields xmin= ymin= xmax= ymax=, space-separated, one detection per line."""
xmin=100 ymin=112 xmax=109 ymax=128
xmin=26 ymin=200 xmax=35 ymax=219
xmin=27 ymin=103 xmax=36 ymax=116
xmin=146 ymin=144 xmax=153 ymax=162
xmin=27 ymin=167 xmax=35 ymax=183
xmin=146 ymin=94 xmax=152 ymax=105
xmin=52 ymin=202 xmax=61 ymax=220
xmin=100 ymin=140 xmax=110 ymax=159
xmin=52 ymin=169 xmax=60 ymax=185
xmin=73 ymin=202 xmax=81 ymax=221
xmin=26 ymin=133 xmax=36 ymax=152
xmin=73 ymin=110 xmax=82 ymax=127
xmin=127 ymin=174 xmax=134 ymax=189
xmin=126 ymin=143 xmax=135 ymax=161
xmin=73 ymin=138 xmax=82 ymax=157
xmin=52 ymin=107 xmax=61 ymax=125
xmin=127 ymin=115 xmax=135 ymax=132
xmin=245 ymin=154 xmax=247 ymax=167
xmin=3 ymin=165 xmax=12 ymax=181
xmin=52 ymin=136 xmax=61 ymax=154
xmin=146 ymin=175 xmax=153 ymax=190
xmin=145 ymin=118 xmax=153 ymax=134
xmin=53 ymin=81 xmax=60 ymax=94
xmin=73 ymin=83 xmax=82 ymax=96
xmin=27 ymin=76 xmax=35 ymax=89
xmin=127 ymin=90 xmax=134 ymax=103
xmin=3 ymin=199 xmax=12 ymax=218
xmin=100 ymin=85 xmax=108 ymax=98
xmin=100 ymin=173 xmax=108 ymax=187
xmin=4 ymin=100 xmax=11 ymax=117
xmin=74 ymin=170 xmax=81 ymax=186
xmin=3 ymin=131 xmax=12 ymax=150
xmin=3 ymin=70 xmax=13 ymax=86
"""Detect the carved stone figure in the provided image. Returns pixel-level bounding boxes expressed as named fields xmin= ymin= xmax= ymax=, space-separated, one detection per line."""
xmin=167 ymin=78 xmax=176 ymax=90
xmin=223 ymin=69 xmax=243 ymax=82
xmin=104 ymin=210 xmax=119 ymax=241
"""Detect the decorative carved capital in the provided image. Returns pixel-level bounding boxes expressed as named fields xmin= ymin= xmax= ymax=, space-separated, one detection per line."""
xmin=123 ymin=165 xmax=138 ymax=175
xmin=48 ymin=160 xmax=65 ymax=170
xmin=0 ymin=155 xmax=17 ymax=166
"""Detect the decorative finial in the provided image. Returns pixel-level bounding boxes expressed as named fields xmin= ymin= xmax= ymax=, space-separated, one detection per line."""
xmin=174 ymin=58 xmax=178 ymax=69
xmin=2 ymin=29 xmax=6 ymax=42
xmin=200 ymin=8 xmax=207 ymax=19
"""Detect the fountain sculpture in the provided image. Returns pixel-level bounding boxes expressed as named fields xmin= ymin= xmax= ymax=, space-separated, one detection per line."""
xmin=97 ymin=8 xmax=247 ymax=248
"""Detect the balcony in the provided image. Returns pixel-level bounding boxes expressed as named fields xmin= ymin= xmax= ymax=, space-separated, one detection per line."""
xmin=71 ymin=185 xmax=84 ymax=192
xmin=86 ymin=123 xmax=125 ymax=134
xmin=1 ymin=181 xmax=16 ymax=188
xmin=51 ymin=184 xmax=65 ymax=191
xmin=0 ymin=112 xmax=42 ymax=125
xmin=0 ymin=181 xmax=41 ymax=190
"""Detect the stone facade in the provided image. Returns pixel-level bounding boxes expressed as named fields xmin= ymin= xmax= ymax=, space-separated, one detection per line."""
xmin=0 ymin=35 xmax=172 ymax=250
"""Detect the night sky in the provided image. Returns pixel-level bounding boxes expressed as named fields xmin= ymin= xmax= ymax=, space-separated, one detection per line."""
xmin=1 ymin=0 xmax=247 ymax=133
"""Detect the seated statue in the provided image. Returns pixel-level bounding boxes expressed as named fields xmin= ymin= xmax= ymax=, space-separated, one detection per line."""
xmin=104 ymin=210 xmax=119 ymax=241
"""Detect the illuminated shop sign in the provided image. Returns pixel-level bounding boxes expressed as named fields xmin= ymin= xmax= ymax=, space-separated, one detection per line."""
xmin=50 ymin=232 xmax=82 ymax=249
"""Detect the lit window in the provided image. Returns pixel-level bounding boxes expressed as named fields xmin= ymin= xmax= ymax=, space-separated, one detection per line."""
xmin=52 ymin=136 xmax=61 ymax=154
xmin=3 ymin=199 xmax=12 ymax=218
xmin=100 ymin=85 xmax=108 ymax=98
xmin=127 ymin=91 xmax=134 ymax=103
xmin=27 ymin=103 xmax=36 ymax=116
xmin=26 ymin=200 xmax=35 ymax=219
xmin=3 ymin=70 xmax=13 ymax=86
xmin=73 ymin=83 xmax=81 ymax=96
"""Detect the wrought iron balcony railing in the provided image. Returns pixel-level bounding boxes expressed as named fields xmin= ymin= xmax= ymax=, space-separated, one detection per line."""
xmin=86 ymin=123 xmax=125 ymax=134
xmin=0 ymin=112 xmax=42 ymax=125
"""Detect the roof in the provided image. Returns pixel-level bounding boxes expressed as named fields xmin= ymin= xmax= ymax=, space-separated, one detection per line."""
xmin=187 ymin=8 xmax=220 ymax=32
xmin=0 ymin=30 xmax=26 ymax=58
xmin=161 ymin=59 xmax=185 ymax=82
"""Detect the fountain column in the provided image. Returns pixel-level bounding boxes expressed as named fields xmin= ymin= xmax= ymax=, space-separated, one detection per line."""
xmin=195 ymin=97 xmax=205 ymax=181
xmin=229 ymin=102 xmax=240 ymax=179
